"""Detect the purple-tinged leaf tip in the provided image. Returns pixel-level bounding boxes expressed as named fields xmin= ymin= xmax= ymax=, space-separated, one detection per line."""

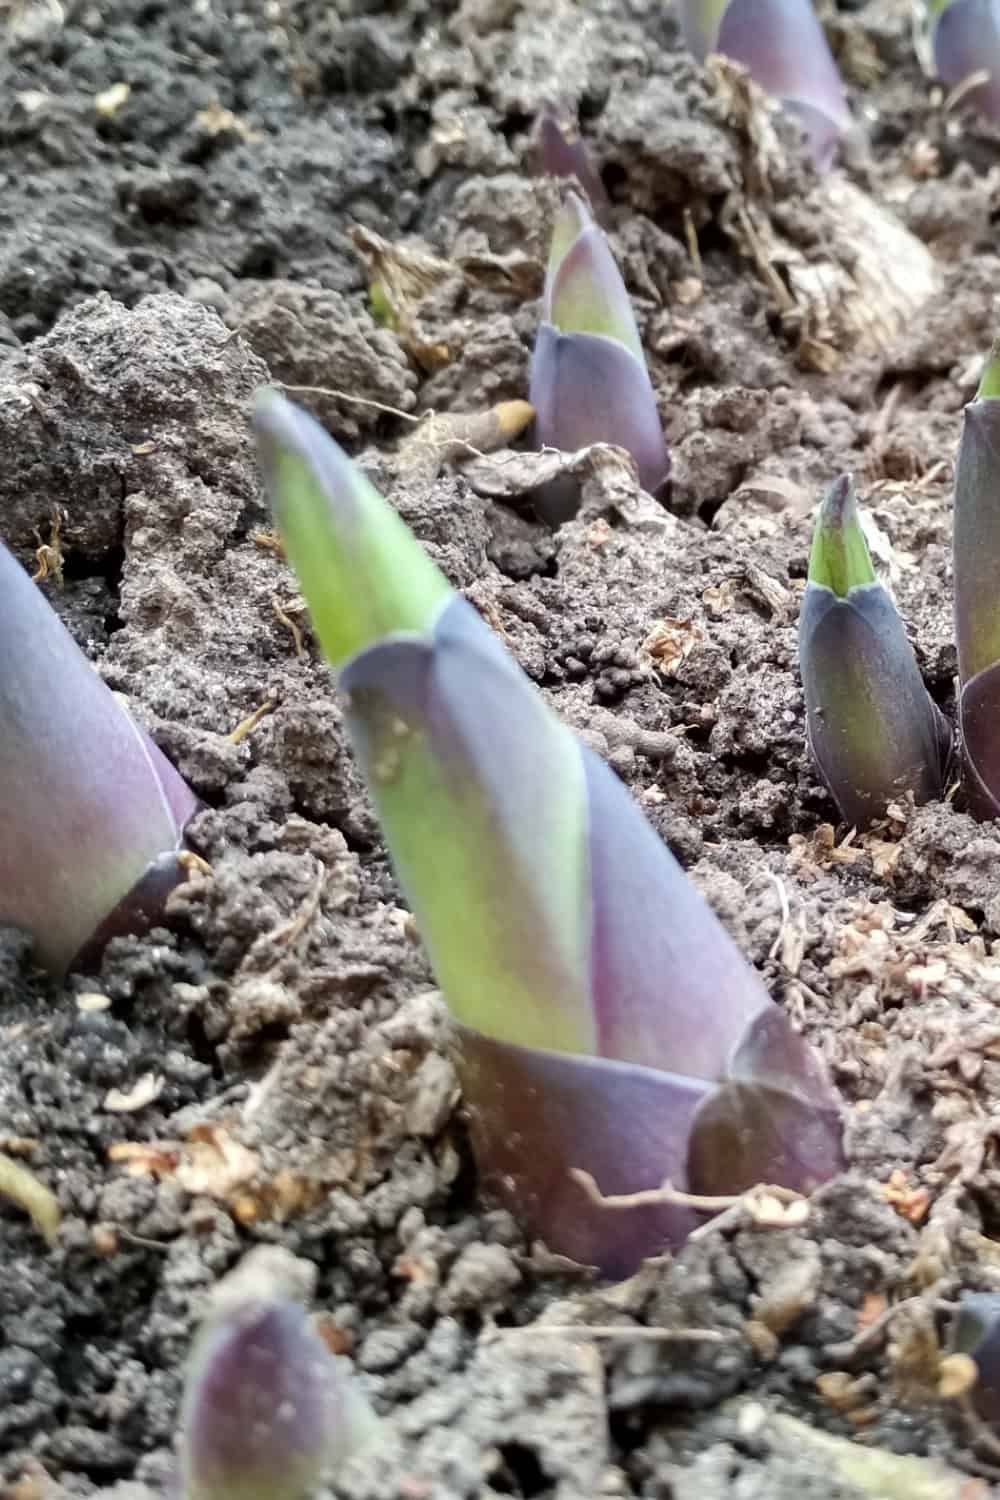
xmin=933 ymin=0 xmax=1000 ymax=121
xmin=544 ymin=197 xmax=643 ymax=361
xmin=800 ymin=480 xmax=949 ymax=828
xmin=681 ymin=0 xmax=849 ymax=169
xmin=535 ymin=104 xmax=612 ymax=225
xmin=531 ymin=195 xmax=669 ymax=508
xmin=181 ymin=1248 xmax=379 ymax=1500
xmin=0 ymin=541 xmax=198 ymax=975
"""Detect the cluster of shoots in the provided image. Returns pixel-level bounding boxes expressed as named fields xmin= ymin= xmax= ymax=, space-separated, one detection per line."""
xmin=256 ymin=390 xmax=844 ymax=1277
xmin=180 ymin=1248 xmax=379 ymax=1500
xmin=800 ymin=342 xmax=1000 ymax=829
xmin=0 ymin=540 xmax=198 ymax=975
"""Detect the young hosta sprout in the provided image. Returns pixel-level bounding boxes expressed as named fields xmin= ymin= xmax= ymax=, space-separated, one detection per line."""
xmin=931 ymin=0 xmax=1000 ymax=121
xmin=534 ymin=103 xmax=612 ymax=225
xmin=799 ymin=476 xmax=950 ymax=830
xmin=528 ymin=193 xmax=668 ymax=510
xmin=954 ymin=344 xmax=1000 ymax=816
xmin=679 ymin=0 xmax=850 ymax=169
xmin=181 ymin=1248 xmax=379 ymax=1500
xmin=256 ymin=392 xmax=844 ymax=1278
xmin=0 ymin=541 xmax=198 ymax=975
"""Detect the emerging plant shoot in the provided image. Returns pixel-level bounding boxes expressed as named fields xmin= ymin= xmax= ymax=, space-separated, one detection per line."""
xmin=678 ymin=0 xmax=850 ymax=168
xmin=181 ymin=1247 xmax=379 ymax=1500
xmin=930 ymin=0 xmax=1000 ymax=122
xmin=0 ymin=540 xmax=199 ymax=975
xmin=256 ymin=392 xmax=844 ymax=1278
xmin=799 ymin=475 xmax=950 ymax=829
xmin=953 ymin=341 xmax=1000 ymax=816
xmin=534 ymin=102 xmax=612 ymax=224
xmin=529 ymin=192 xmax=668 ymax=517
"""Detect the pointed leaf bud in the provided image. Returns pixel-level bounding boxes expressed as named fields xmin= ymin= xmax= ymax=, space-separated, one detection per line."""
xmin=679 ymin=0 xmax=850 ymax=169
xmin=256 ymin=395 xmax=843 ymax=1276
xmin=529 ymin=193 xmax=669 ymax=509
xmin=932 ymin=0 xmax=1000 ymax=122
xmin=799 ymin=475 xmax=950 ymax=829
xmin=0 ymin=541 xmax=199 ymax=975
xmin=181 ymin=1248 xmax=379 ymax=1500
xmin=954 ymin=341 xmax=1000 ymax=816
xmin=534 ymin=103 xmax=611 ymax=225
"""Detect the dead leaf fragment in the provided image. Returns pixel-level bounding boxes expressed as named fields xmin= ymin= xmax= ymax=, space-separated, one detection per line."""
xmin=0 ymin=1152 xmax=60 ymax=1245
xmin=175 ymin=1124 xmax=260 ymax=1200
xmin=103 ymin=1072 xmax=164 ymax=1114
xmin=765 ymin=1409 xmax=985 ymax=1498
xmin=642 ymin=617 xmax=703 ymax=677
xmin=194 ymin=102 xmax=261 ymax=142
xmin=939 ymin=1353 xmax=978 ymax=1400
xmin=94 ymin=81 xmax=130 ymax=118
xmin=108 ymin=1141 xmax=180 ymax=1178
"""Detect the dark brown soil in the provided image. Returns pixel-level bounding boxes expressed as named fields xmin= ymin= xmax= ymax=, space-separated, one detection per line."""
xmin=4 ymin=2 xmax=1000 ymax=1497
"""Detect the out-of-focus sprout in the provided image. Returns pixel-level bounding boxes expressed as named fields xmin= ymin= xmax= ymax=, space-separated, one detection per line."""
xmin=954 ymin=342 xmax=1000 ymax=816
xmin=799 ymin=475 xmax=950 ymax=829
xmin=534 ymin=101 xmax=612 ymax=225
xmin=930 ymin=0 xmax=1000 ymax=121
xmin=528 ymin=192 xmax=668 ymax=519
xmin=0 ymin=540 xmax=199 ymax=975
xmin=951 ymin=1292 xmax=1000 ymax=1427
xmin=255 ymin=392 xmax=844 ymax=1279
xmin=678 ymin=0 xmax=850 ymax=169
xmin=181 ymin=1247 xmax=379 ymax=1500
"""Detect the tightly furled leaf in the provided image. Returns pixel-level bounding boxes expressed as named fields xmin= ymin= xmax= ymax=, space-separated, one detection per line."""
xmin=931 ymin=0 xmax=1000 ymax=122
xmin=799 ymin=475 xmax=950 ymax=829
xmin=679 ymin=0 xmax=850 ymax=168
xmin=954 ymin=341 xmax=1000 ymax=816
xmin=0 ymin=540 xmax=198 ymax=975
xmin=181 ymin=1248 xmax=379 ymax=1500
xmin=256 ymin=392 xmax=844 ymax=1277
xmin=534 ymin=102 xmax=611 ymax=225
xmin=528 ymin=193 xmax=668 ymax=516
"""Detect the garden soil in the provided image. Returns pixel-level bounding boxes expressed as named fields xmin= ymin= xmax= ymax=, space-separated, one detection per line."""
xmin=4 ymin=1 xmax=1000 ymax=1496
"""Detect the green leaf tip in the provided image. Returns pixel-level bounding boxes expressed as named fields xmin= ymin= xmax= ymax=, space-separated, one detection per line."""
xmin=253 ymin=388 xmax=451 ymax=668
xmin=978 ymin=338 xmax=1000 ymax=400
xmin=807 ymin=474 xmax=876 ymax=598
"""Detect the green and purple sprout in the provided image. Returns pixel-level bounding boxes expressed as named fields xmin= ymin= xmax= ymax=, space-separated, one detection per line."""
xmin=534 ymin=102 xmax=612 ymax=225
xmin=255 ymin=391 xmax=844 ymax=1278
xmin=529 ymin=192 xmax=669 ymax=514
xmin=0 ymin=540 xmax=199 ymax=976
xmin=679 ymin=0 xmax=850 ymax=169
xmin=181 ymin=1247 xmax=379 ymax=1500
xmin=930 ymin=0 xmax=1000 ymax=121
xmin=799 ymin=475 xmax=951 ymax=830
xmin=953 ymin=342 xmax=1000 ymax=817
